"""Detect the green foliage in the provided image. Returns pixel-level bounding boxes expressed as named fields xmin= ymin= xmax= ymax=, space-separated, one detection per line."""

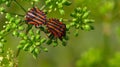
xmin=76 ymin=48 xmax=103 ymax=67
xmin=0 ymin=0 xmax=94 ymax=66
xmin=17 ymin=29 xmax=48 ymax=58
xmin=99 ymin=1 xmax=114 ymax=14
xmin=0 ymin=0 xmax=14 ymax=7
xmin=66 ymin=7 xmax=94 ymax=36
xmin=70 ymin=7 xmax=94 ymax=31
xmin=45 ymin=0 xmax=71 ymax=14
xmin=0 ymin=48 xmax=17 ymax=67
xmin=0 ymin=0 xmax=94 ymax=57
xmin=76 ymin=48 xmax=120 ymax=67
xmin=109 ymin=52 xmax=120 ymax=67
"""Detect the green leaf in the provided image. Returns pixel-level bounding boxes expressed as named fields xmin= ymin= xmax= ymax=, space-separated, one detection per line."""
xmin=18 ymin=26 xmax=24 ymax=31
xmin=58 ymin=3 xmax=63 ymax=8
xmin=0 ymin=36 xmax=3 ymax=40
xmin=33 ymin=53 xmax=37 ymax=59
xmin=20 ymin=40 xmax=27 ymax=44
xmin=23 ymin=36 xmax=28 ymax=40
xmin=5 ymin=1 xmax=11 ymax=7
xmin=70 ymin=22 xmax=75 ymax=26
xmin=46 ymin=39 xmax=52 ymax=45
xmin=63 ymin=1 xmax=72 ymax=6
xmin=12 ymin=30 xmax=19 ymax=36
xmin=53 ymin=40 xmax=58 ymax=47
xmin=59 ymin=9 xmax=64 ymax=15
xmin=0 ymin=7 xmax=5 ymax=12
xmin=76 ymin=24 xmax=80 ymax=29
xmin=0 ymin=48 xmax=3 ymax=53
xmin=66 ymin=24 xmax=71 ymax=30
xmin=70 ymin=12 xmax=76 ymax=17
xmin=35 ymin=35 xmax=40 ymax=40
xmin=33 ymin=48 xmax=40 ymax=59
xmin=12 ymin=23 xmax=17 ymax=29
xmin=0 ymin=30 xmax=5 ymax=35
xmin=5 ymin=13 xmax=11 ymax=19
xmin=39 ymin=26 xmax=44 ymax=31
xmin=35 ymin=42 xmax=41 ymax=46
xmin=75 ymin=7 xmax=81 ymax=12
xmin=15 ymin=19 xmax=21 ymax=24
xmin=23 ymin=43 xmax=30 ymax=51
xmin=9 ymin=17 xmax=14 ymax=22
xmin=74 ymin=30 xmax=79 ymax=37
xmin=63 ymin=35 xmax=69 ymax=40
xmin=17 ymin=45 xmax=24 ymax=49
xmin=33 ymin=0 xmax=39 ymax=2
xmin=29 ymin=30 xmax=34 ymax=36
xmin=31 ymin=35 xmax=35 ymax=41
xmin=59 ymin=18 xmax=63 ymax=22
xmin=19 ymin=32 xmax=26 ymax=37
xmin=81 ymin=25 xmax=94 ymax=31
xmin=1 ymin=39 xmax=6 ymax=42
xmin=76 ymin=13 xmax=81 ymax=17
xmin=26 ymin=24 xmax=33 ymax=34
xmin=0 ymin=42 xmax=3 ymax=48
xmin=62 ymin=41 xmax=67 ymax=46
xmin=5 ymin=26 xmax=11 ymax=32
xmin=29 ymin=46 xmax=35 ymax=53
xmin=43 ymin=48 xmax=48 ymax=52
xmin=35 ymin=48 xmax=39 ymax=54
xmin=83 ymin=19 xmax=94 ymax=24
xmin=40 ymin=38 xmax=46 ymax=43
xmin=82 ymin=7 xmax=87 ymax=12
xmin=82 ymin=11 xmax=90 ymax=19
xmin=45 ymin=0 xmax=51 ymax=5
xmin=49 ymin=5 xmax=53 ymax=9
xmin=36 ymin=30 xmax=40 ymax=34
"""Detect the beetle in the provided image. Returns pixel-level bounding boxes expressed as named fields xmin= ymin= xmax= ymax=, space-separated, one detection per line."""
xmin=25 ymin=7 xmax=46 ymax=27
xmin=46 ymin=18 xmax=66 ymax=40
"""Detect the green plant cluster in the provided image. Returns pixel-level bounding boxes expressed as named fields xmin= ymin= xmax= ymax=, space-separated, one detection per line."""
xmin=18 ymin=29 xmax=48 ymax=58
xmin=0 ymin=0 xmax=94 ymax=59
xmin=109 ymin=52 xmax=120 ymax=67
xmin=76 ymin=48 xmax=103 ymax=67
xmin=0 ymin=48 xmax=17 ymax=67
xmin=0 ymin=13 xmax=22 ymax=50
xmin=45 ymin=0 xmax=71 ymax=14
xmin=0 ymin=0 xmax=13 ymax=7
xmin=66 ymin=7 xmax=94 ymax=36
xmin=76 ymin=48 xmax=120 ymax=67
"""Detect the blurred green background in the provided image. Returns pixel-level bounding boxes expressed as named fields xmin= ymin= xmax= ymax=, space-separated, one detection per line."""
xmin=0 ymin=0 xmax=120 ymax=67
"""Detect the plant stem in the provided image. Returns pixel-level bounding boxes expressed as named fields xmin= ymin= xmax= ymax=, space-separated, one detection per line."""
xmin=63 ymin=18 xmax=73 ymax=22
xmin=14 ymin=0 xmax=27 ymax=13
xmin=40 ymin=5 xmax=46 ymax=10
xmin=102 ymin=14 xmax=112 ymax=67
xmin=14 ymin=49 xmax=21 ymax=67
xmin=15 ymin=49 xmax=21 ymax=57
xmin=3 ymin=11 xmax=24 ymax=17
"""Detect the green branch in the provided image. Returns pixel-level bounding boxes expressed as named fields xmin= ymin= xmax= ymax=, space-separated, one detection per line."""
xmin=14 ymin=0 xmax=27 ymax=13
xmin=3 ymin=11 xmax=24 ymax=17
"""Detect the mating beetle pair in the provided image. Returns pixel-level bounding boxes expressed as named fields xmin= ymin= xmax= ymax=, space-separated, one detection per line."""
xmin=25 ymin=7 xmax=66 ymax=40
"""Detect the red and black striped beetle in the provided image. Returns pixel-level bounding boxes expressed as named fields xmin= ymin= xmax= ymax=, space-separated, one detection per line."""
xmin=25 ymin=7 xmax=46 ymax=27
xmin=46 ymin=18 xmax=66 ymax=40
